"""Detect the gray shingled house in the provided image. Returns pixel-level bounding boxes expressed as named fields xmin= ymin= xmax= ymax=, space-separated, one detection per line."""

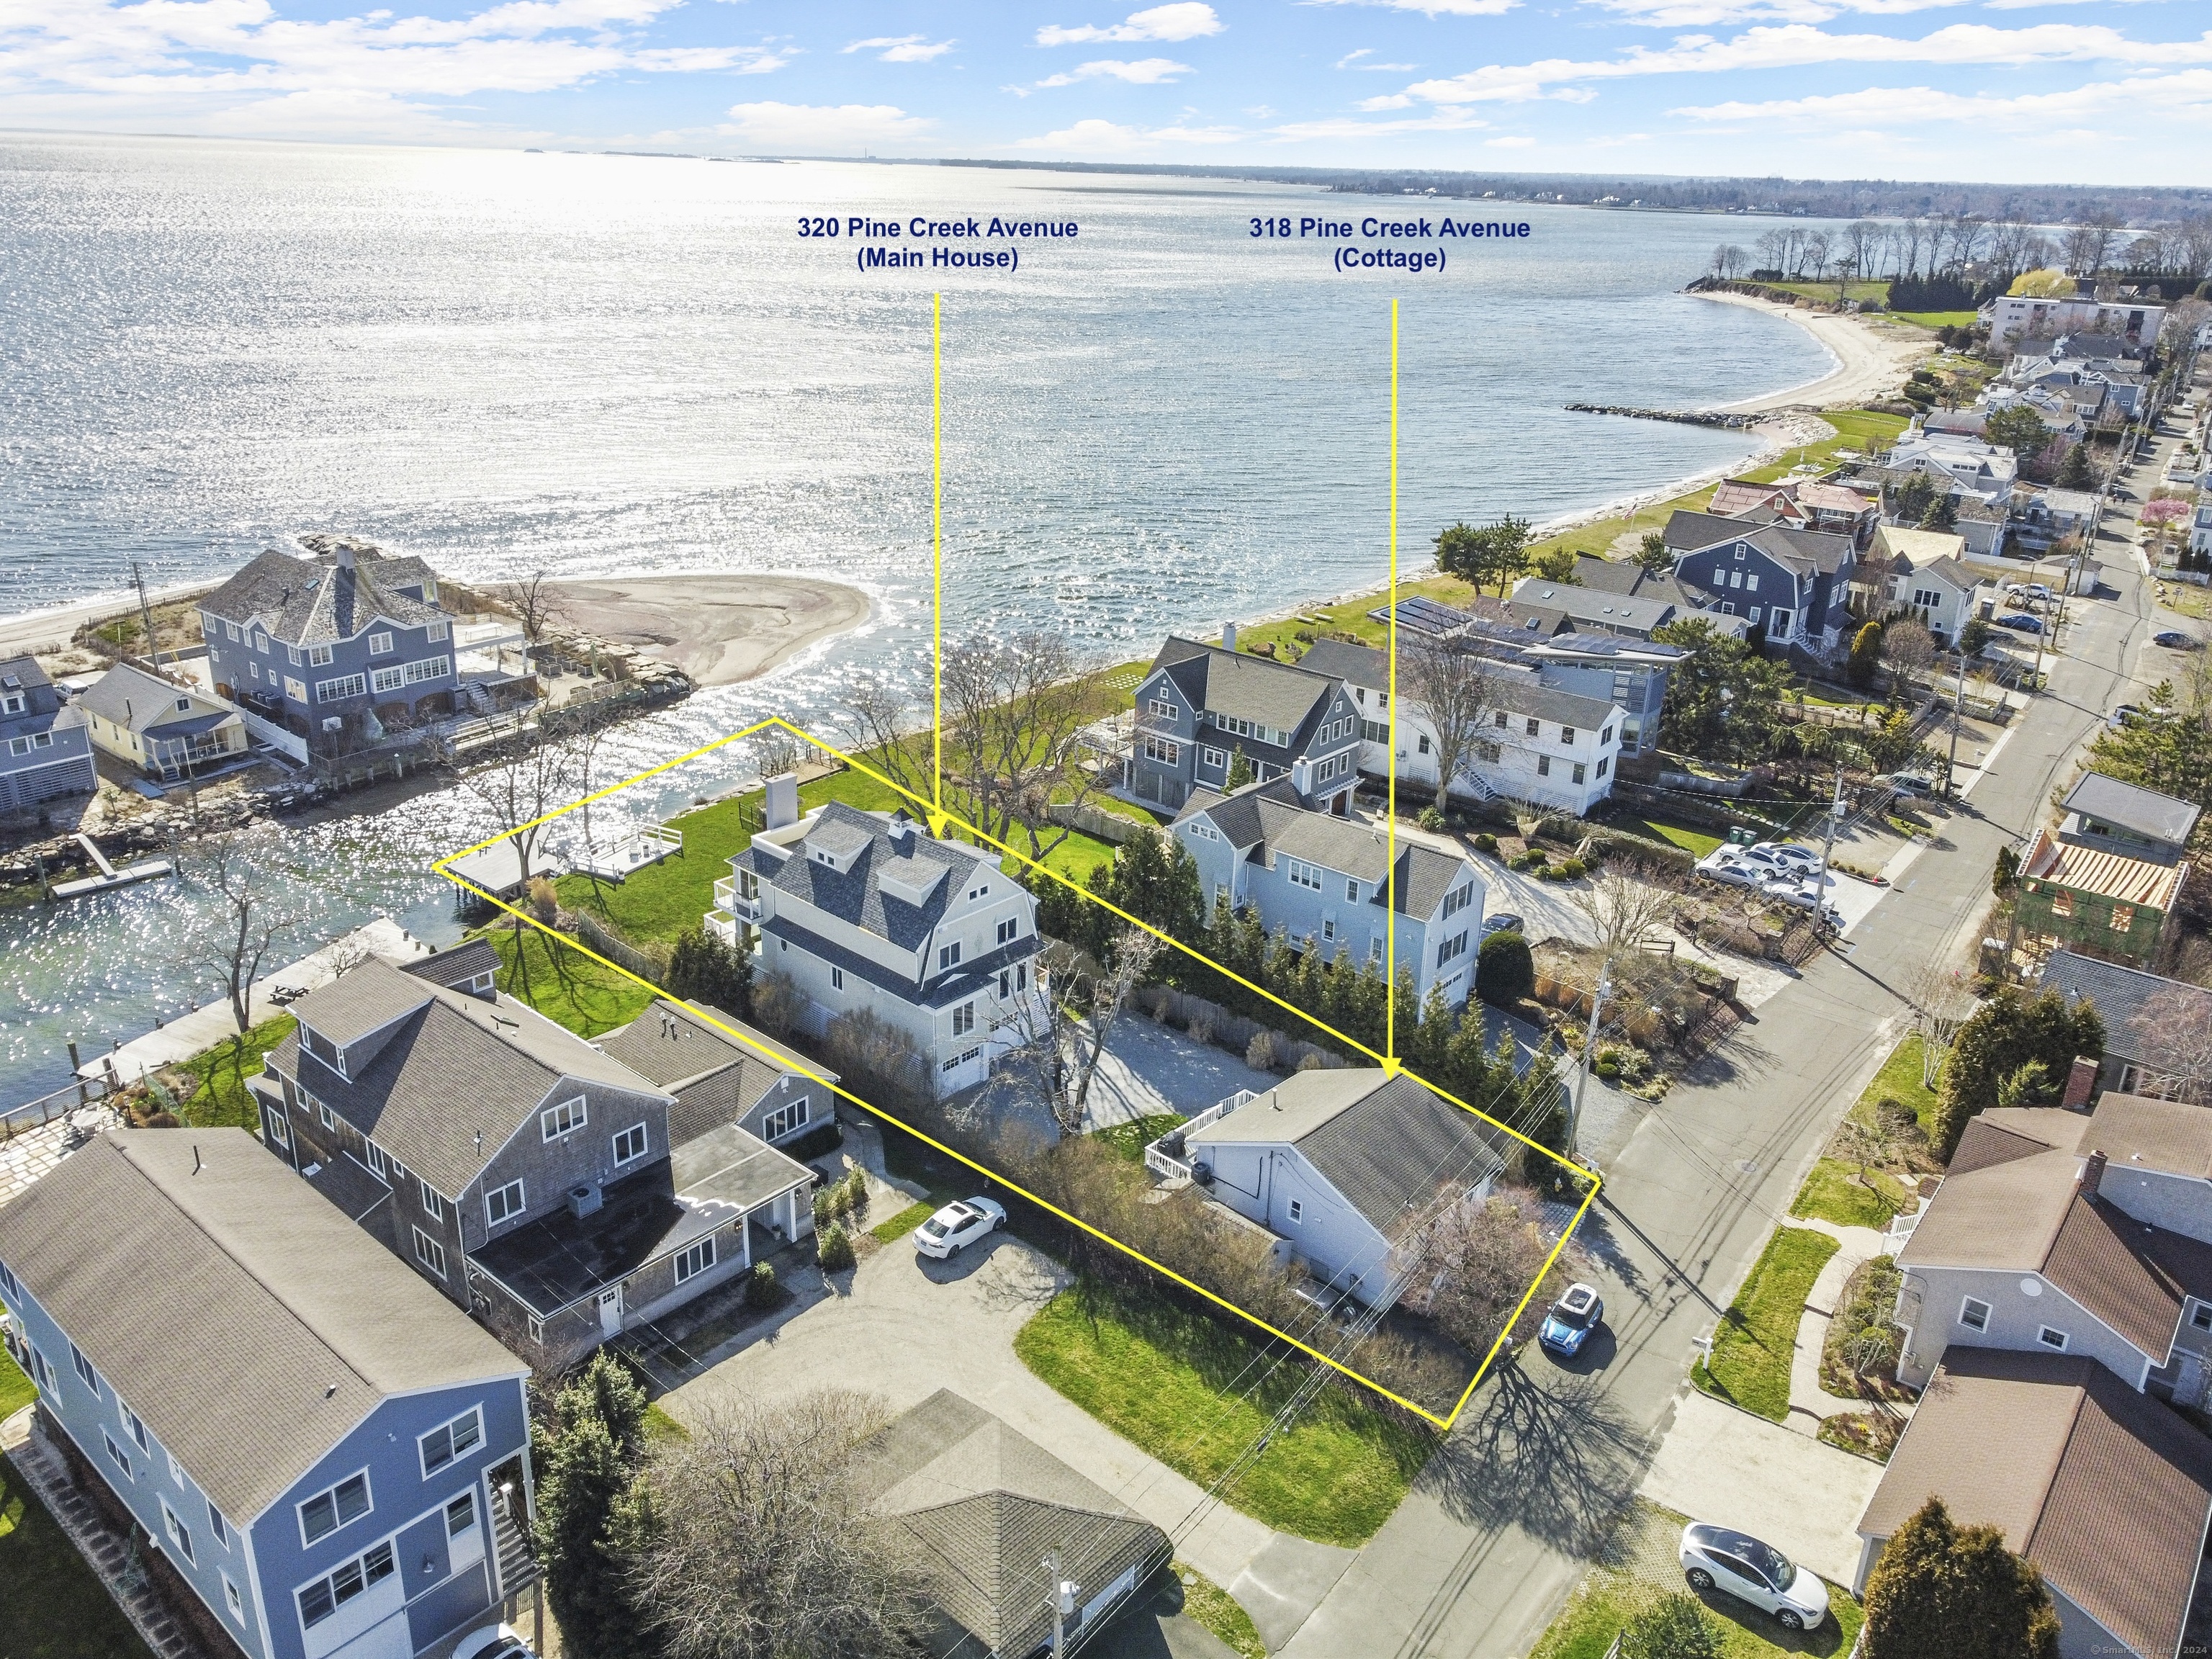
xmin=1123 ymin=635 xmax=1365 ymax=815
xmin=197 ymin=539 xmax=459 ymax=757
xmin=2040 ymin=948 xmax=2211 ymax=1101
xmin=847 ymin=1390 xmax=1168 ymax=1659
xmin=251 ymin=953 xmax=817 ymax=1369
xmin=0 ymin=652 xmax=95 ymax=810
xmin=596 ymin=997 xmax=840 ymax=1154
xmin=1660 ymin=511 xmax=1859 ymax=653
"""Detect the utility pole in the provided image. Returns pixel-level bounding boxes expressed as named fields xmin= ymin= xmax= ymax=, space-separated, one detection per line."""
xmin=1567 ymin=961 xmax=1610 ymax=1164
xmin=1945 ymin=647 xmax=1967 ymax=798
xmin=131 ymin=559 xmax=158 ymax=665
xmin=1817 ymin=765 xmax=1846 ymax=920
xmin=1046 ymin=1552 xmax=1078 ymax=1657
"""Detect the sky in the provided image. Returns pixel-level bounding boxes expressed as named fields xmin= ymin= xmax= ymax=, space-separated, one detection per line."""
xmin=5 ymin=0 xmax=2211 ymax=184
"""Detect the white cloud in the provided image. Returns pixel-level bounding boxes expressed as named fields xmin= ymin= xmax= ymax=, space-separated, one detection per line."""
xmin=1581 ymin=0 xmax=1966 ymax=24
xmin=1337 ymin=48 xmax=1420 ymax=68
xmin=1033 ymin=56 xmax=1193 ymax=86
xmin=1485 ymin=133 xmax=1536 ymax=145
xmin=1034 ymin=4 xmax=1224 ymax=45
xmin=1671 ymin=66 xmax=2212 ymax=126
xmin=1270 ymin=104 xmax=1491 ymax=138
xmin=719 ymin=100 xmax=934 ymax=149
xmin=1015 ymin=114 xmax=1242 ymax=150
xmin=841 ymin=35 xmax=955 ymax=62
xmin=1302 ymin=0 xmax=1520 ymax=16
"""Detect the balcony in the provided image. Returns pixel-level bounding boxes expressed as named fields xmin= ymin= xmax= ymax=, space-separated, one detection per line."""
xmin=1141 ymin=1089 xmax=1254 ymax=1181
xmin=713 ymin=874 xmax=763 ymax=922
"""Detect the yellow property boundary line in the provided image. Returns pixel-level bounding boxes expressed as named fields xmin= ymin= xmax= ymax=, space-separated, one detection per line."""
xmin=433 ymin=716 xmax=1599 ymax=1431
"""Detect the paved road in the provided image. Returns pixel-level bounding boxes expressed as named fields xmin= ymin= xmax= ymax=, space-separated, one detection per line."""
xmin=1279 ymin=418 xmax=2182 ymax=1659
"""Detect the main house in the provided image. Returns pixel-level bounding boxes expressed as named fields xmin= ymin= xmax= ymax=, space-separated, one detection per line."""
xmin=1660 ymin=511 xmax=1858 ymax=653
xmin=715 ymin=795 xmax=1048 ymax=1100
xmin=79 ymin=660 xmax=248 ymax=783
xmin=251 ymin=952 xmax=816 ymax=1369
xmin=0 ymin=1130 xmax=536 ymax=1659
xmin=1174 ymin=1068 xmax=1506 ymax=1303
xmin=1123 ymin=635 xmax=1365 ymax=816
xmin=0 ymin=652 xmax=96 ymax=811
xmin=1297 ymin=637 xmax=1626 ymax=815
xmin=1874 ymin=528 xmax=1991 ymax=648
xmin=1171 ymin=776 xmax=1485 ymax=1005
xmin=199 ymin=539 xmax=457 ymax=758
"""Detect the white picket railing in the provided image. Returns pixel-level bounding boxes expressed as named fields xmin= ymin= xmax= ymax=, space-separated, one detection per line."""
xmin=1141 ymin=1089 xmax=1256 ymax=1180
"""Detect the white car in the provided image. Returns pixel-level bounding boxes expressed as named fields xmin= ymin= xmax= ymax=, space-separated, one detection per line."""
xmin=453 ymin=1627 xmax=539 ymax=1659
xmin=1694 ymin=850 xmax=1761 ymax=889
xmin=912 ymin=1196 xmax=1007 ymax=1259
xmin=1753 ymin=842 xmax=1823 ymax=876
xmin=1679 ymin=1522 xmax=1831 ymax=1632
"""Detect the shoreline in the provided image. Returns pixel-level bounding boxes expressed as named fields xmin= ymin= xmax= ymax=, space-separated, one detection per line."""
xmin=1698 ymin=289 xmax=1933 ymax=413
xmin=542 ymin=572 xmax=872 ymax=688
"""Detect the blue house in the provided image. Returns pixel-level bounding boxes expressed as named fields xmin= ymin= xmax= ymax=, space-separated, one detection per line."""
xmin=0 ymin=1130 xmax=535 ymax=1659
xmin=1660 ymin=511 xmax=1859 ymax=654
xmin=0 ymin=652 xmax=96 ymax=811
xmin=1123 ymin=634 xmax=1365 ymax=817
xmin=199 ymin=538 xmax=456 ymax=759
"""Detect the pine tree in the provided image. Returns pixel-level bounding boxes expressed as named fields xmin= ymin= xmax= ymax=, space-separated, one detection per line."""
xmin=665 ymin=923 xmax=752 ymax=1017
xmin=1226 ymin=750 xmax=1255 ymax=790
xmin=1848 ymin=621 xmax=1885 ymax=689
xmin=1936 ymin=986 xmax=2104 ymax=1156
xmin=533 ymin=1355 xmax=658 ymax=1659
xmin=1863 ymin=1498 xmax=2059 ymax=1659
xmin=2056 ymin=443 xmax=2092 ymax=488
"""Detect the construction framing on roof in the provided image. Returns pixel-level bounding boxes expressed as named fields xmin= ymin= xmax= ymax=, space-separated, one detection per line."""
xmin=436 ymin=714 xmax=1598 ymax=1431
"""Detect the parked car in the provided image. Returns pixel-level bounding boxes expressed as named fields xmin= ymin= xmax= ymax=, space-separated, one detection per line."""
xmin=1481 ymin=912 xmax=1524 ymax=938
xmin=2004 ymin=582 xmax=2054 ymax=603
xmin=1881 ymin=769 xmax=1936 ymax=796
xmin=1694 ymin=850 xmax=1760 ymax=889
xmin=1746 ymin=841 xmax=1822 ymax=877
xmin=2109 ymin=703 xmax=2173 ymax=729
xmin=454 ymin=1627 xmax=539 ymax=1659
xmin=1537 ymin=1282 xmax=1605 ymax=1358
xmin=2156 ymin=630 xmax=2203 ymax=649
xmin=913 ymin=1196 xmax=1007 ymax=1259
xmin=1996 ymin=612 xmax=2045 ymax=634
xmin=1679 ymin=1522 xmax=1831 ymax=1632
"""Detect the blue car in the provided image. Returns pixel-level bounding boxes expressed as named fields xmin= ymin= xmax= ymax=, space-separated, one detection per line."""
xmin=1538 ymin=1282 xmax=1604 ymax=1357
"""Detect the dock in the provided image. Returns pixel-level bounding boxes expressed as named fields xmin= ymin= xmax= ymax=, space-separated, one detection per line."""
xmin=569 ymin=822 xmax=681 ymax=882
xmin=48 ymin=833 xmax=174 ymax=900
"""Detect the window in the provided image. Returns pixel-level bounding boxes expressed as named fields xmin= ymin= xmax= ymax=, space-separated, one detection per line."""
xmin=939 ymin=940 xmax=963 ymax=971
xmin=297 ymin=1541 xmax=395 ymax=1631
xmin=1321 ymin=918 xmax=1336 ymax=942
xmin=1437 ymin=932 xmax=1470 ymax=966
xmin=1416 ymin=733 xmax=1432 ymax=755
xmin=403 ymin=655 xmax=449 ymax=684
xmin=298 ymin=1473 xmax=372 ymax=1545
xmin=1146 ymin=697 xmax=1178 ymax=721
xmin=222 ymin=1575 xmax=243 ymax=1621
xmin=1525 ymin=717 xmax=1539 ymax=737
xmin=1285 ymin=858 xmax=1323 ymax=891
xmin=1562 ymin=726 xmax=1576 ymax=745
xmin=71 ymin=1343 xmax=102 ymax=1395
xmin=27 ymin=1346 xmax=54 ymax=1394
xmin=613 ymin=1123 xmax=649 ymax=1165
xmin=1141 ymin=735 xmax=1179 ymax=765
xmin=418 ymin=1407 xmax=483 ymax=1476
xmin=1573 ymin=763 xmax=1587 ymax=786
xmin=161 ymin=1499 xmax=194 ymax=1564
xmin=225 ymin=621 xmax=240 ymax=641
xmin=2037 ymin=1326 xmax=2069 ymax=1351
xmin=673 ymin=1238 xmax=716 ymax=1284
xmin=830 ymin=966 xmax=845 ymax=992
xmin=1600 ymin=727 xmax=1613 ymax=746
xmin=1959 ymin=1297 xmax=1990 ymax=1331
xmin=287 ymin=643 xmax=302 ymax=665
xmin=445 ymin=1492 xmax=477 ymax=1538
xmin=1287 ymin=1198 xmax=1304 ymax=1223
xmin=541 ymin=1096 xmax=588 ymax=1141
xmin=1442 ymin=883 xmax=1475 ymax=920
xmin=419 ymin=1180 xmax=444 ymax=1219
xmin=413 ymin=1228 xmax=447 ymax=1278
xmin=761 ymin=1098 xmax=810 ymax=1141
xmin=1346 ymin=878 xmax=1360 ymax=902
xmin=1201 ymin=745 xmax=1227 ymax=770
xmin=367 ymin=631 xmax=393 ymax=655
xmin=315 ymin=673 xmax=367 ymax=703
xmin=1597 ymin=757 xmax=1609 ymax=778
xmin=0 ymin=1258 xmax=15 ymax=1300
xmin=427 ymin=621 xmax=449 ymax=642
xmin=1745 ymin=575 xmax=1759 ymax=593
xmin=999 ymin=968 xmax=1012 ymax=997
xmin=253 ymin=634 xmax=268 ymax=654
xmin=122 ymin=1401 xmax=150 ymax=1453
xmin=167 ymin=1449 xmax=184 ymax=1485
xmin=370 ymin=664 xmax=405 ymax=693
xmin=104 ymin=1431 xmax=133 ymax=1478
xmin=284 ymin=676 xmax=307 ymax=701
xmin=1369 ymin=938 xmax=1383 ymax=964
xmin=485 ymin=1179 xmax=526 ymax=1226
xmin=1493 ymin=710 xmax=1508 ymax=727
xmin=264 ymin=1104 xmax=291 ymax=1150
xmin=1729 ymin=571 xmax=1743 ymax=589
xmin=208 ymin=1503 xmax=230 ymax=1549
xmin=1717 ymin=601 xmax=1737 ymax=616
xmin=1769 ymin=609 xmax=1793 ymax=637
xmin=1537 ymin=755 xmax=1552 ymax=777
xmin=1733 ymin=545 xmax=1747 ymax=561
xmin=997 ymin=917 xmax=1019 ymax=945
xmin=365 ymin=1141 xmax=387 ymax=1178
xmin=952 ymin=1002 xmax=976 ymax=1038
xmin=2191 ymin=1302 xmax=2212 ymax=1333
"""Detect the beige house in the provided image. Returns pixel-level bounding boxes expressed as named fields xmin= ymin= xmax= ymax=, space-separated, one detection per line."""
xmin=78 ymin=661 xmax=247 ymax=781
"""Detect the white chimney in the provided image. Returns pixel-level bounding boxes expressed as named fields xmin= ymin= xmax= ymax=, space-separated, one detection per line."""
xmin=764 ymin=773 xmax=799 ymax=830
xmin=1222 ymin=621 xmax=1238 ymax=652
xmin=336 ymin=542 xmax=356 ymax=573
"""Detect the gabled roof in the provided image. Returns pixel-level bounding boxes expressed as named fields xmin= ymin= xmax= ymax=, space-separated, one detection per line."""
xmin=0 ymin=653 xmax=53 ymax=691
xmin=2041 ymin=950 xmax=2206 ymax=1064
xmin=2064 ymin=773 xmax=2201 ymax=849
xmin=198 ymin=544 xmax=444 ymax=645
xmin=276 ymin=956 xmax=667 ymax=1194
xmin=1876 ymin=526 xmax=1969 ymax=569
xmin=0 ymin=1131 xmax=523 ymax=1523
xmin=2087 ymin=1092 xmax=2212 ymax=1185
xmin=402 ymin=936 xmax=500 ymax=993
xmin=1294 ymin=639 xmax=1622 ymax=729
xmin=763 ymin=802 xmax=994 ymax=954
xmin=1569 ymin=556 xmax=1655 ymax=597
xmin=848 ymin=1390 xmax=1166 ymax=1659
xmin=1188 ymin=1069 xmax=1505 ymax=1239
xmin=1515 ymin=583 xmax=1680 ymax=634
xmin=1858 ymin=1346 xmax=2212 ymax=1659
xmin=597 ymin=999 xmax=828 ymax=1144
xmin=1663 ymin=512 xmax=1855 ymax=577
xmin=76 ymin=662 xmax=236 ymax=737
xmin=1708 ymin=477 xmax=1797 ymax=517
xmin=1148 ymin=637 xmax=1338 ymax=739
xmin=1174 ymin=777 xmax=1476 ymax=918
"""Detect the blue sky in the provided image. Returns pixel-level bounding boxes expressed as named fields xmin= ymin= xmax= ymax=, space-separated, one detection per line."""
xmin=5 ymin=0 xmax=2209 ymax=183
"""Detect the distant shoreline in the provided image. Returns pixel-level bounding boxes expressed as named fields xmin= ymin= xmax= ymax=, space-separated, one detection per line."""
xmin=543 ymin=573 xmax=872 ymax=688
xmin=1699 ymin=289 xmax=1933 ymax=413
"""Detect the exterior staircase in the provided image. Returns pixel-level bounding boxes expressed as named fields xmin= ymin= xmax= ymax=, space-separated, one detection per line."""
xmin=491 ymin=1487 xmax=539 ymax=1597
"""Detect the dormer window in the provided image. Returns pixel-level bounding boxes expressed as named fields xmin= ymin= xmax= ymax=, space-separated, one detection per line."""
xmin=812 ymin=850 xmax=838 ymax=869
xmin=175 ymin=698 xmax=192 ymax=713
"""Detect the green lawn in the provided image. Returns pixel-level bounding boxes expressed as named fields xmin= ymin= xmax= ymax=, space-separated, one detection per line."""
xmin=176 ymin=1013 xmax=297 ymax=1130
xmin=1853 ymin=1033 xmax=1942 ymax=1145
xmin=1620 ymin=817 xmax=1724 ymax=858
xmin=1015 ymin=1282 xmax=1431 ymax=1547
xmin=1 ymin=1347 xmax=33 ymax=1419
xmin=485 ymin=925 xmax=656 ymax=1038
xmin=1693 ymin=1226 xmax=1838 ymax=1421
xmin=870 ymin=1200 xmax=938 ymax=1244
xmin=1890 ymin=310 xmax=1978 ymax=329
xmin=1 ymin=1452 xmax=159 ymax=1659
xmin=1790 ymin=1159 xmax=1912 ymax=1231
xmin=1174 ymin=1563 xmax=1267 ymax=1659
xmin=1532 ymin=1503 xmax=1862 ymax=1659
xmin=1761 ymin=280 xmax=1889 ymax=307
xmin=1090 ymin=1113 xmax=1186 ymax=1164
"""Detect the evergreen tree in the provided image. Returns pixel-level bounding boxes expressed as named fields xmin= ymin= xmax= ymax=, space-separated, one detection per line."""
xmin=1863 ymin=1498 xmax=2059 ymax=1659
xmin=1937 ymin=986 xmax=2104 ymax=1156
xmin=1105 ymin=828 xmax=1205 ymax=943
xmin=1635 ymin=530 xmax=1675 ymax=573
xmin=1619 ymin=1593 xmax=1720 ymax=1659
xmin=1475 ymin=930 xmax=1535 ymax=1006
xmin=1226 ymin=750 xmax=1254 ymax=790
xmin=2056 ymin=443 xmax=2092 ymax=488
xmin=664 ymin=923 xmax=752 ymax=1017
xmin=533 ymin=1354 xmax=658 ymax=1659
xmin=1920 ymin=492 xmax=1959 ymax=532
xmin=1848 ymin=621 xmax=1885 ymax=689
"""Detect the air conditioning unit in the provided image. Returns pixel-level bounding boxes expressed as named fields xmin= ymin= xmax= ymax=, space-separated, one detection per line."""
xmin=567 ymin=1182 xmax=601 ymax=1220
xmin=321 ymin=716 xmax=343 ymax=732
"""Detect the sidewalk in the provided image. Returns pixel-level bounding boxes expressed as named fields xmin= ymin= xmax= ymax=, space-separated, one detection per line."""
xmin=1776 ymin=1217 xmax=1907 ymax=1437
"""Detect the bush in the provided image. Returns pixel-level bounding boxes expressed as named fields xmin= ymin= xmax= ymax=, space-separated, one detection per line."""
xmin=744 ymin=1262 xmax=778 ymax=1308
xmin=1246 ymin=1030 xmax=1280 ymax=1071
xmin=1620 ymin=1593 xmax=1721 ymax=1659
xmin=1555 ymin=857 xmax=1586 ymax=880
xmin=817 ymin=1223 xmax=855 ymax=1272
xmin=778 ymin=1118 xmax=844 ymax=1163
xmin=1474 ymin=832 xmax=1498 ymax=853
xmin=665 ymin=922 xmax=752 ymax=1018
xmin=1475 ymin=930 xmax=1535 ymax=1005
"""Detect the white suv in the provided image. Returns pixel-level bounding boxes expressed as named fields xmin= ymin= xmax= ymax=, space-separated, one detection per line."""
xmin=1678 ymin=1522 xmax=1830 ymax=1632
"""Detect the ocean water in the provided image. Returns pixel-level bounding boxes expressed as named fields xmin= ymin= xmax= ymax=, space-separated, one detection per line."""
xmin=0 ymin=136 xmax=1845 ymax=1098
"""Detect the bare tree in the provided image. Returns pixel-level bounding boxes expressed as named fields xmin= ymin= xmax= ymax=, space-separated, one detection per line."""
xmin=182 ymin=836 xmax=308 ymax=1035
xmin=439 ymin=714 xmax=578 ymax=885
xmin=631 ymin=1389 xmax=930 ymax=1659
xmin=1905 ymin=959 xmax=1975 ymax=1090
xmin=1880 ymin=616 xmax=1938 ymax=700
xmin=2126 ymin=984 xmax=2212 ymax=1103
xmin=984 ymin=928 xmax=1161 ymax=1140
xmin=1397 ymin=1187 xmax=1586 ymax=1362
xmin=1897 ymin=217 xmax=1927 ymax=282
xmin=1832 ymin=1115 xmax=1905 ymax=1208
xmin=2176 ymin=215 xmax=2212 ymax=282
xmin=1571 ymin=866 xmax=1677 ymax=960
xmin=499 ymin=568 xmax=565 ymax=644
xmin=1843 ymin=220 xmax=1882 ymax=283
xmin=1401 ymin=635 xmax=1496 ymax=813
xmin=1755 ymin=228 xmax=1787 ymax=274
xmin=747 ymin=726 xmax=806 ymax=783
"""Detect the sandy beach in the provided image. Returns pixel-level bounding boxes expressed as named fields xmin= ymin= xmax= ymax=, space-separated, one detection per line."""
xmin=1701 ymin=289 xmax=1934 ymax=413
xmin=544 ymin=573 xmax=871 ymax=687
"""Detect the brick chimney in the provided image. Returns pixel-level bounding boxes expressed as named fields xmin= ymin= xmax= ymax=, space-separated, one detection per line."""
xmin=2062 ymin=1054 xmax=2098 ymax=1111
xmin=2079 ymin=1148 xmax=2107 ymax=1198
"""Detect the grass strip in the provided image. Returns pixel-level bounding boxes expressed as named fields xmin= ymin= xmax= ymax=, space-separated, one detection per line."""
xmin=1789 ymin=1159 xmax=1912 ymax=1231
xmin=1089 ymin=1113 xmax=1187 ymax=1164
xmin=870 ymin=1200 xmax=938 ymax=1244
xmin=485 ymin=926 xmax=655 ymax=1038
xmin=176 ymin=1013 xmax=297 ymax=1130
xmin=1174 ymin=1562 xmax=1268 ymax=1659
xmin=1 ymin=1452 xmax=159 ymax=1659
xmin=1693 ymin=1226 xmax=1838 ymax=1422
xmin=1014 ymin=1280 xmax=1430 ymax=1548
xmin=1850 ymin=1033 xmax=1942 ymax=1144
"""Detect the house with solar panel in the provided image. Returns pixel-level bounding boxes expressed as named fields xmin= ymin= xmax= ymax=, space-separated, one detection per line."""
xmin=1121 ymin=633 xmax=1365 ymax=817
xmin=2012 ymin=774 xmax=2198 ymax=968
xmin=0 ymin=1130 xmax=536 ymax=1659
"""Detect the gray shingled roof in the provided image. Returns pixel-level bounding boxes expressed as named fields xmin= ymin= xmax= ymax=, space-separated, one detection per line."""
xmin=76 ymin=663 xmax=236 ymax=737
xmin=1663 ymin=512 xmax=1855 ymax=577
xmin=402 ymin=936 xmax=500 ymax=993
xmin=848 ymin=1390 xmax=1166 ymax=1659
xmin=1151 ymin=637 xmax=1336 ymax=737
xmin=276 ymin=957 xmax=668 ymax=1194
xmin=2063 ymin=773 xmax=2201 ymax=848
xmin=0 ymin=1131 xmax=523 ymax=1523
xmin=2041 ymin=948 xmax=2204 ymax=1064
xmin=598 ymin=999 xmax=830 ymax=1143
xmin=1174 ymin=778 xmax=1476 ymax=918
xmin=1190 ymin=1069 xmax=1506 ymax=1240
xmin=763 ymin=803 xmax=992 ymax=953
xmin=1293 ymin=639 xmax=1621 ymax=730
xmin=0 ymin=653 xmax=53 ymax=692
xmin=1519 ymin=584 xmax=1679 ymax=634
xmin=198 ymin=545 xmax=442 ymax=644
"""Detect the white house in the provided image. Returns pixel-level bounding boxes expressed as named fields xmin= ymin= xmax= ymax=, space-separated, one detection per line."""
xmin=1175 ymin=1069 xmax=1505 ymax=1303
xmin=711 ymin=785 xmax=1047 ymax=1100
xmin=1980 ymin=291 xmax=2164 ymax=354
xmin=1295 ymin=638 xmax=1626 ymax=816
xmin=1884 ymin=431 xmax=2020 ymax=506
xmin=1875 ymin=528 xmax=1992 ymax=647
